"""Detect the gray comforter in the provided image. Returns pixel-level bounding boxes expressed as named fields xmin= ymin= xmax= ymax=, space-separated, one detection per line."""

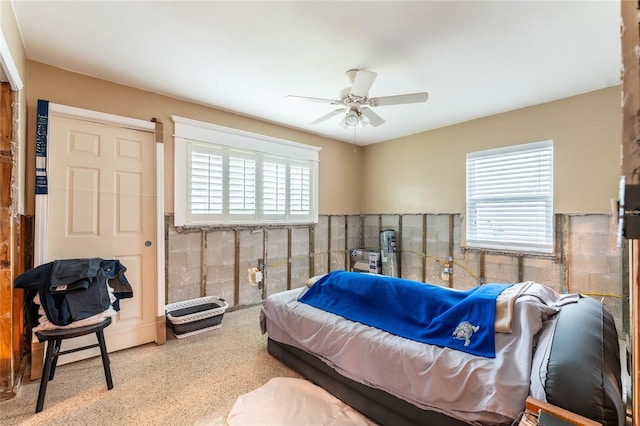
xmin=260 ymin=282 xmax=574 ymax=425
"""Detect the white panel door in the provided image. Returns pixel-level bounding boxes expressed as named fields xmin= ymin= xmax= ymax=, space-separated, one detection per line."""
xmin=46 ymin=115 xmax=156 ymax=362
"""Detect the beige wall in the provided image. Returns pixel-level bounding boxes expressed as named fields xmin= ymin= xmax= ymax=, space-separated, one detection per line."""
xmin=24 ymin=61 xmax=362 ymax=216
xmin=18 ymin=63 xmax=622 ymax=219
xmin=361 ymin=86 xmax=622 ymax=214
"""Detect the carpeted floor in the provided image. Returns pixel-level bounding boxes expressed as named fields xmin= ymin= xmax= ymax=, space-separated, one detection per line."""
xmin=0 ymin=305 xmax=301 ymax=426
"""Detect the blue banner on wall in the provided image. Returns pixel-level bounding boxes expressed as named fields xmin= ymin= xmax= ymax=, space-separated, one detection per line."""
xmin=35 ymin=99 xmax=48 ymax=195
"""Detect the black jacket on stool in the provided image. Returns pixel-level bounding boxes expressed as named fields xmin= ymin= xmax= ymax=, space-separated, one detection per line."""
xmin=15 ymin=258 xmax=133 ymax=327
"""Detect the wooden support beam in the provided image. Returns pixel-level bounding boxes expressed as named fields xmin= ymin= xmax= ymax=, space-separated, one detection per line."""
xmin=287 ymin=227 xmax=292 ymax=291
xmin=0 ymin=82 xmax=14 ymax=396
xmin=234 ymin=229 xmax=240 ymax=306
xmin=621 ymin=2 xmax=640 ymax=423
xmin=308 ymin=224 xmax=315 ymax=277
xmin=398 ymin=215 xmax=403 ymax=277
xmin=200 ymin=229 xmax=207 ymax=297
xmin=517 ymin=255 xmax=523 ymax=283
xmin=327 ymin=216 xmax=332 ymax=272
xmin=262 ymin=228 xmax=268 ymax=300
xmin=422 ymin=214 xmax=427 ymax=283
xmin=12 ymin=216 xmax=25 ymax=381
xmin=344 ymin=215 xmax=348 ymax=269
xmin=448 ymin=214 xmax=454 ymax=288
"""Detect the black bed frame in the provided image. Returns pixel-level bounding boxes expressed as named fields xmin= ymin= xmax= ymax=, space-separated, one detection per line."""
xmin=266 ymin=296 xmax=625 ymax=426
xmin=268 ymin=338 xmax=469 ymax=425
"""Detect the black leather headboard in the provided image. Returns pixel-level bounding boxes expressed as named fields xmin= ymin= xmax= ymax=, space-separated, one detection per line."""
xmin=544 ymin=296 xmax=624 ymax=426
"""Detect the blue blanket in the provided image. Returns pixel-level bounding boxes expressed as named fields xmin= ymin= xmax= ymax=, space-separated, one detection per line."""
xmin=298 ymin=270 xmax=511 ymax=358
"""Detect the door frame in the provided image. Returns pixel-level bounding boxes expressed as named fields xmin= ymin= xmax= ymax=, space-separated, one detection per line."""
xmin=32 ymin=102 xmax=166 ymax=375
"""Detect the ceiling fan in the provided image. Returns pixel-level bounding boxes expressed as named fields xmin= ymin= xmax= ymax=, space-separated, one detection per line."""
xmin=286 ymin=69 xmax=429 ymax=129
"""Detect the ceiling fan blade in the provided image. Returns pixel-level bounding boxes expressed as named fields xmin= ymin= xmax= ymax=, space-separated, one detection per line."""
xmin=369 ymin=92 xmax=429 ymax=107
xmin=350 ymin=70 xmax=377 ymax=98
xmin=310 ymin=108 xmax=346 ymax=125
xmin=286 ymin=95 xmax=341 ymax=105
xmin=360 ymin=107 xmax=385 ymax=127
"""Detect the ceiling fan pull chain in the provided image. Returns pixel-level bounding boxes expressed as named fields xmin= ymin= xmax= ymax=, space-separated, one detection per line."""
xmin=353 ymin=125 xmax=357 ymax=152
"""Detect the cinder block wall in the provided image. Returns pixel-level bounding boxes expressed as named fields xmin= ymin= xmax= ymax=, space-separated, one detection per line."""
xmin=166 ymin=212 xmax=625 ymax=334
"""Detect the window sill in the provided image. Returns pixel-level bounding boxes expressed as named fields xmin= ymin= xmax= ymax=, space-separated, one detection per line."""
xmin=460 ymin=246 xmax=558 ymax=260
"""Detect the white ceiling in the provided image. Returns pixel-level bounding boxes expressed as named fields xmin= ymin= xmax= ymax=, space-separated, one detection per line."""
xmin=11 ymin=1 xmax=622 ymax=145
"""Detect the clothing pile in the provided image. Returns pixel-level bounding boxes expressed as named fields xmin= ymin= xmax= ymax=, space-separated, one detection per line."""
xmin=14 ymin=258 xmax=133 ymax=332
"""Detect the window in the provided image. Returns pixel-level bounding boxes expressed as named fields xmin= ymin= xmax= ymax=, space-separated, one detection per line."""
xmin=466 ymin=141 xmax=553 ymax=254
xmin=174 ymin=116 xmax=320 ymax=226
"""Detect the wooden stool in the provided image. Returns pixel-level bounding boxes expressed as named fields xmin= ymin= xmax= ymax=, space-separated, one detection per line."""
xmin=34 ymin=317 xmax=113 ymax=412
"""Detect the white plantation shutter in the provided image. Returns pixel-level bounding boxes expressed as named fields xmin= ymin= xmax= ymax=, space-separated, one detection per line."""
xmin=263 ymin=158 xmax=286 ymax=216
xmin=188 ymin=144 xmax=223 ymax=221
xmin=466 ymin=141 xmax=553 ymax=254
xmin=174 ymin=117 xmax=319 ymax=226
xmin=228 ymin=153 xmax=256 ymax=215
xmin=290 ymin=162 xmax=310 ymax=215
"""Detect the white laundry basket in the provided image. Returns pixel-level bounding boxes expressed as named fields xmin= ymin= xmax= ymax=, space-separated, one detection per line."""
xmin=165 ymin=296 xmax=228 ymax=339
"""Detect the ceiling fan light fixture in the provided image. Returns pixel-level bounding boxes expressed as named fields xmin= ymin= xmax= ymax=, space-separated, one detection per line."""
xmin=287 ymin=68 xmax=429 ymax=130
xmin=344 ymin=110 xmax=360 ymax=127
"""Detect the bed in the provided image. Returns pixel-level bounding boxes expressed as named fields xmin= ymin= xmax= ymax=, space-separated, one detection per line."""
xmin=260 ymin=270 xmax=625 ymax=426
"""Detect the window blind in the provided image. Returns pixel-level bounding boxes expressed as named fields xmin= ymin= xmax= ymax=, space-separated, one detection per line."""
xmin=189 ymin=147 xmax=223 ymax=215
xmin=290 ymin=163 xmax=311 ymax=215
xmin=184 ymin=141 xmax=315 ymax=224
xmin=263 ymin=158 xmax=286 ymax=215
xmin=228 ymin=153 xmax=256 ymax=215
xmin=466 ymin=141 xmax=553 ymax=254
xmin=174 ymin=116 xmax=319 ymax=226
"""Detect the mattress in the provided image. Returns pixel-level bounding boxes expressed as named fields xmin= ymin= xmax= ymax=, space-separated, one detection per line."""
xmin=261 ymin=283 xmax=569 ymax=425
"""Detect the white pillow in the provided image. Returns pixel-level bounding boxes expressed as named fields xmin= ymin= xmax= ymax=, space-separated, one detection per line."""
xmin=305 ymin=274 xmax=327 ymax=287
